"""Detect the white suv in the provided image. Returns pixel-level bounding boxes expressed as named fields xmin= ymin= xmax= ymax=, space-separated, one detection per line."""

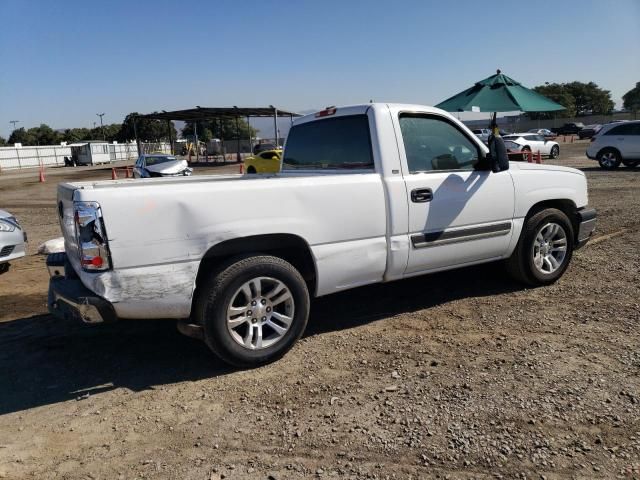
xmin=587 ymin=120 xmax=640 ymax=169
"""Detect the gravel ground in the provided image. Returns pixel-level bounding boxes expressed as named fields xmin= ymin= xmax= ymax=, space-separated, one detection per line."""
xmin=0 ymin=141 xmax=638 ymax=479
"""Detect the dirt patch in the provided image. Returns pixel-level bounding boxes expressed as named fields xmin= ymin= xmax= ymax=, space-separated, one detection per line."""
xmin=1 ymin=145 xmax=639 ymax=479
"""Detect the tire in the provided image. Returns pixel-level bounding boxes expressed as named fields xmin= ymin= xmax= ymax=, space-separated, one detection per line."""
xmin=549 ymin=145 xmax=559 ymax=159
xmin=194 ymin=255 xmax=310 ymax=367
xmin=597 ymin=148 xmax=621 ymax=170
xmin=622 ymin=159 xmax=639 ymax=168
xmin=506 ymin=208 xmax=574 ymax=286
xmin=521 ymin=146 xmax=531 ymax=162
xmin=247 ymin=166 xmax=257 ymax=174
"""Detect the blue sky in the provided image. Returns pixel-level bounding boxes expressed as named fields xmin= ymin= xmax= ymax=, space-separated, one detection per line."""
xmin=1 ymin=0 xmax=638 ymax=138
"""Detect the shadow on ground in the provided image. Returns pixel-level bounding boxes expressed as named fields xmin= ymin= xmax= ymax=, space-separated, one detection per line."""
xmin=0 ymin=262 xmax=520 ymax=415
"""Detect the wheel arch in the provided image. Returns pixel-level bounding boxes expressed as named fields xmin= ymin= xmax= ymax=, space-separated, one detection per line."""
xmin=524 ymin=199 xmax=580 ymax=241
xmin=193 ymin=233 xmax=318 ymax=305
xmin=597 ymin=146 xmax=621 ymax=159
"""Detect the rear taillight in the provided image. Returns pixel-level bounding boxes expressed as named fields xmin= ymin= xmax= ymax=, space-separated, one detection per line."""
xmin=315 ymin=106 xmax=337 ymax=118
xmin=74 ymin=201 xmax=111 ymax=272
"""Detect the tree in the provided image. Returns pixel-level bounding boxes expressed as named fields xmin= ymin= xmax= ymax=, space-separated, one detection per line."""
xmin=622 ymin=82 xmax=640 ymax=114
xmin=8 ymin=127 xmax=36 ymax=145
xmin=530 ymin=81 xmax=614 ymax=119
xmin=0 ymin=136 xmax=6 ymax=146
xmin=117 ymin=113 xmax=177 ymax=142
xmin=182 ymin=118 xmax=257 ymax=141
xmin=61 ymin=128 xmax=91 ymax=143
xmin=531 ymin=83 xmax=576 ymax=119
xmin=564 ymin=81 xmax=614 ymax=115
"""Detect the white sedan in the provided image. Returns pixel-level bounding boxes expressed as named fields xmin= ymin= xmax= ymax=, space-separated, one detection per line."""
xmin=0 ymin=209 xmax=26 ymax=274
xmin=503 ymin=133 xmax=560 ymax=159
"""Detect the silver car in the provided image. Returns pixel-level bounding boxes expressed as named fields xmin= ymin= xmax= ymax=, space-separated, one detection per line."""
xmin=0 ymin=209 xmax=27 ymax=274
xmin=132 ymin=154 xmax=193 ymax=178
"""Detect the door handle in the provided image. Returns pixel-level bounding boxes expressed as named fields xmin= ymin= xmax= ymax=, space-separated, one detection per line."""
xmin=411 ymin=188 xmax=433 ymax=203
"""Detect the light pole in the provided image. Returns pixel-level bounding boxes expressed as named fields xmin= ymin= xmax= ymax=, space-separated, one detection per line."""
xmin=9 ymin=120 xmax=19 ymax=131
xmin=96 ymin=113 xmax=105 ymax=140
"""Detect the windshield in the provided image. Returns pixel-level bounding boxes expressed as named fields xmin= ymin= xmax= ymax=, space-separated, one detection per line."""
xmin=145 ymin=156 xmax=177 ymax=166
xmin=283 ymin=115 xmax=374 ymax=170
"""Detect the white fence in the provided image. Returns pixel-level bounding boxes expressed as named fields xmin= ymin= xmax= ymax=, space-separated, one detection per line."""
xmin=0 ymin=142 xmax=171 ymax=172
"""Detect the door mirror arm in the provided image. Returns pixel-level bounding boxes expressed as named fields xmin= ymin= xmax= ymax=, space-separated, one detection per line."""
xmin=487 ymin=135 xmax=510 ymax=173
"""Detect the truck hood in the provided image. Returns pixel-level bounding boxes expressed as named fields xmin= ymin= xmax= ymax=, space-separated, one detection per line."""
xmin=510 ymin=161 xmax=585 ymax=176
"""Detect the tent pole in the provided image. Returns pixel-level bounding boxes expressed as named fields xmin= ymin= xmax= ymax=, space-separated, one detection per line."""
xmin=194 ymin=121 xmax=199 ymax=163
xmin=167 ymin=120 xmax=173 ymax=155
xmin=236 ymin=115 xmax=241 ymax=163
xmin=246 ymin=116 xmax=251 ymax=155
xmin=273 ymin=107 xmax=278 ymax=148
xmin=134 ymin=116 xmax=140 ymax=156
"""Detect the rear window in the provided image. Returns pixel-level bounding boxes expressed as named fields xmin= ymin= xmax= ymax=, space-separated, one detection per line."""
xmin=146 ymin=156 xmax=176 ymax=165
xmin=282 ymin=115 xmax=374 ymax=170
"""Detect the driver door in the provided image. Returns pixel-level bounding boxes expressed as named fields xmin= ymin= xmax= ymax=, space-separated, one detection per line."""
xmin=395 ymin=114 xmax=515 ymax=275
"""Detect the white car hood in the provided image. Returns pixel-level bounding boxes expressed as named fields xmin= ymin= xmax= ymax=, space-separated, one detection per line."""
xmin=146 ymin=160 xmax=189 ymax=175
xmin=510 ymin=161 xmax=584 ymax=176
xmin=0 ymin=209 xmax=12 ymax=219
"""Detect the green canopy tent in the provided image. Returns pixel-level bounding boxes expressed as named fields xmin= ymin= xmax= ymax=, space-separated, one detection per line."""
xmin=435 ymin=70 xmax=565 ymax=134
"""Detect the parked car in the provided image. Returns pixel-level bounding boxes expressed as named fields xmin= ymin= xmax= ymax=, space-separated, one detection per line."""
xmin=471 ymin=128 xmax=491 ymax=143
xmin=502 ymin=133 xmax=560 ymax=159
xmin=552 ymin=122 xmax=585 ymax=136
xmin=528 ymin=128 xmax=557 ymax=140
xmin=132 ymin=154 xmax=192 ymax=178
xmin=577 ymin=124 xmax=601 ymax=140
xmin=503 ymin=140 xmax=528 ymax=160
xmin=253 ymin=143 xmax=277 ymax=155
xmin=244 ymin=149 xmax=282 ymax=174
xmin=47 ymin=103 xmax=596 ymax=367
xmin=0 ymin=209 xmax=26 ymax=274
xmin=586 ymin=120 xmax=640 ymax=169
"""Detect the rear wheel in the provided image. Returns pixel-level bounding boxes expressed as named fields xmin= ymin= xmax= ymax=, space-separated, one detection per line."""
xmin=247 ymin=166 xmax=257 ymax=174
xmin=521 ymin=146 xmax=531 ymax=162
xmin=194 ymin=255 xmax=310 ymax=367
xmin=506 ymin=208 xmax=574 ymax=286
xmin=549 ymin=145 xmax=559 ymax=159
xmin=597 ymin=149 xmax=621 ymax=170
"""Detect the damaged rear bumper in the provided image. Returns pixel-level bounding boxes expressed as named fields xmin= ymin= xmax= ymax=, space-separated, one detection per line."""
xmin=47 ymin=253 xmax=117 ymax=324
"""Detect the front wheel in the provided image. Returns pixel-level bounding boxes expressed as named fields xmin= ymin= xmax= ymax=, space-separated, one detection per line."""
xmin=622 ymin=159 xmax=639 ymax=168
xmin=194 ymin=255 xmax=310 ymax=367
xmin=506 ymin=208 xmax=574 ymax=286
xmin=598 ymin=149 xmax=621 ymax=170
xmin=247 ymin=166 xmax=257 ymax=174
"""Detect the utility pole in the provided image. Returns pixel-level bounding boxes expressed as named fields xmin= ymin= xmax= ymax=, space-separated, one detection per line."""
xmin=9 ymin=120 xmax=19 ymax=131
xmin=96 ymin=113 xmax=105 ymax=140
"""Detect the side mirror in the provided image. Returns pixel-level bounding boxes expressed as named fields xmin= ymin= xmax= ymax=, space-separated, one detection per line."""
xmin=488 ymin=135 xmax=509 ymax=173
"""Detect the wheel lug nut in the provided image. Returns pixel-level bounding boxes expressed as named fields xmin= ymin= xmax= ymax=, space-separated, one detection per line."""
xmin=251 ymin=301 xmax=257 ymax=306
xmin=266 ymin=307 xmax=271 ymax=312
xmin=247 ymin=310 xmax=252 ymax=316
xmin=261 ymin=299 xmax=267 ymax=305
xmin=262 ymin=316 xmax=266 ymax=321
xmin=252 ymin=318 xmax=257 ymax=323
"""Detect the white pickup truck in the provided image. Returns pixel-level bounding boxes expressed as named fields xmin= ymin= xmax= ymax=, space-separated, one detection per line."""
xmin=48 ymin=103 xmax=596 ymax=366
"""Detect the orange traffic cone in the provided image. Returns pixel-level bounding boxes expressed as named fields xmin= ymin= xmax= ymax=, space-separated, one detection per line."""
xmin=239 ymin=164 xmax=244 ymax=174
xmin=111 ymin=168 xmax=118 ymax=180
xmin=39 ymin=165 xmax=45 ymax=183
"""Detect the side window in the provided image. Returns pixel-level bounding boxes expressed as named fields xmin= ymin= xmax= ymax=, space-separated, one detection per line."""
xmin=259 ymin=152 xmax=277 ymax=160
xmin=282 ymin=115 xmax=374 ymax=170
xmin=399 ymin=115 xmax=480 ymax=172
xmin=605 ymin=124 xmax=633 ymax=136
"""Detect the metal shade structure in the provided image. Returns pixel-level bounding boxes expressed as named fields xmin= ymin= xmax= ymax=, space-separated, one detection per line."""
xmin=435 ymin=70 xmax=566 ymax=113
xmin=136 ymin=106 xmax=302 ymax=161
xmin=138 ymin=106 xmax=301 ymax=122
